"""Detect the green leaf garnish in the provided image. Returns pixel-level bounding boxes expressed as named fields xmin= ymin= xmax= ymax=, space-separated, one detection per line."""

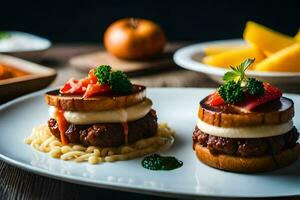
xmin=94 ymin=65 xmax=133 ymax=94
xmin=223 ymin=58 xmax=255 ymax=83
xmin=218 ymin=58 xmax=264 ymax=104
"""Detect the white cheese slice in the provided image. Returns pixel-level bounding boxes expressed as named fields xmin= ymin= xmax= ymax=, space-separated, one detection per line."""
xmin=49 ymin=98 xmax=152 ymax=125
xmin=197 ymin=119 xmax=293 ymax=138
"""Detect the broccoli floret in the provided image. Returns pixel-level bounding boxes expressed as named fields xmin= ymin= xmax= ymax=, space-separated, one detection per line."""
xmin=94 ymin=65 xmax=133 ymax=94
xmin=246 ymin=78 xmax=264 ymax=96
xmin=218 ymin=80 xmax=244 ymax=103
xmin=109 ymin=71 xmax=133 ymax=94
xmin=94 ymin=65 xmax=111 ymax=84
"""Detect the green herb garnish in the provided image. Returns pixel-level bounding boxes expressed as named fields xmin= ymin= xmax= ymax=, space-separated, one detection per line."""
xmin=219 ymin=80 xmax=244 ymax=103
xmin=0 ymin=31 xmax=10 ymax=40
xmin=223 ymin=58 xmax=255 ymax=83
xmin=109 ymin=71 xmax=133 ymax=94
xmin=141 ymin=154 xmax=183 ymax=171
xmin=94 ymin=65 xmax=111 ymax=84
xmin=218 ymin=58 xmax=264 ymax=104
xmin=246 ymin=77 xmax=264 ymax=96
xmin=94 ymin=65 xmax=133 ymax=94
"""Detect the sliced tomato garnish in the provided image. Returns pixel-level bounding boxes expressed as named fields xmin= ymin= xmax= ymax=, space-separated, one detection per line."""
xmin=59 ymin=69 xmax=110 ymax=97
xmin=88 ymin=69 xmax=98 ymax=84
xmin=82 ymin=83 xmax=110 ymax=98
xmin=236 ymin=83 xmax=282 ymax=110
xmin=59 ymin=78 xmax=83 ymax=94
xmin=206 ymin=91 xmax=225 ymax=106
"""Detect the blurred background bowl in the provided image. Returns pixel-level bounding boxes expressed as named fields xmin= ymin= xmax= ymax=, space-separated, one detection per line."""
xmin=174 ymin=39 xmax=300 ymax=91
xmin=0 ymin=31 xmax=51 ymax=61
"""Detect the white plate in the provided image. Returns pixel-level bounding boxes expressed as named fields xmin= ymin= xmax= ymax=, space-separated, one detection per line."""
xmin=173 ymin=39 xmax=300 ymax=87
xmin=0 ymin=88 xmax=300 ymax=199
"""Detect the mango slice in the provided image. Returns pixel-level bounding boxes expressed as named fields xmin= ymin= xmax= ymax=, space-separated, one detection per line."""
xmin=254 ymin=43 xmax=300 ymax=72
xmin=243 ymin=21 xmax=296 ymax=55
xmin=202 ymin=46 xmax=265 ymax=69
xmin=204 ymin=44 xmax=247 ymax=56
xmin=295 ymin=29 xmax=300 ymax=41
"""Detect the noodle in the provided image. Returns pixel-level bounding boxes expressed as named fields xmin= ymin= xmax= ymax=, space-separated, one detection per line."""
xmin=25 ymin=123 xmax=174 ymax=164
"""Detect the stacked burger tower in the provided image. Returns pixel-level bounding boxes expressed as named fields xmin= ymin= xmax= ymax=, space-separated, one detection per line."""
xmin=45 ymin=66 xmax=158 ymax=148
xmin=193 ymin=59 xmax=300 ymax=172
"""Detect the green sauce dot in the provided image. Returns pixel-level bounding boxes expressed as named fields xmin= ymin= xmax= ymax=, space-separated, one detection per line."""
xmin=141 ymin=154 xmax=183 ymax=171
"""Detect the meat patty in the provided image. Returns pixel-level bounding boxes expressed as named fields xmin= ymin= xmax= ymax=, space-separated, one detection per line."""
xmin=48 ymin=110 xmax=158 ymax=148
xmin=193 ymin=126 xmax=299 ymax=157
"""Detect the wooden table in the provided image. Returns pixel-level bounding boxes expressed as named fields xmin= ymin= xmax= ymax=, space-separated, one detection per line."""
xmin=0 ymin=44 xmax=299 ymax=200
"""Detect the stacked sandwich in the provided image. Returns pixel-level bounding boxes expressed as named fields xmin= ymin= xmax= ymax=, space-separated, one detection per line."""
xmin=193 ymin=59 xmax=299 ymax=172
xmin=45 ymin=65 xmax=158 ymax=148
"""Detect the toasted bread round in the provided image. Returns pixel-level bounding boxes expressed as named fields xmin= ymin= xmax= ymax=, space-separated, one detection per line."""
xmin=198 ymin=97 xmax=294 ymax=127
xmin=194 ymin=143 xmax=300 ymax=173
xmin=45 ymin=85 xmax=146 ymax=111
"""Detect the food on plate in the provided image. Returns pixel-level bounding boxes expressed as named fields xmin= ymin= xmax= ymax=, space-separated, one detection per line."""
xmin=243 ymin=21 xmax=296 ymax=55
xmin=104 ymin=18 xmax=166 ymax=60
xmin=295 ymin=30 xmax=300 ymax=41
xmin=193 ymin=59 xmax=300 ymax=172
xmin=203 ymin=44 xmax=247 ymax=56
xmin=141 ymin=154 xmax=183 ymax=170
xmin=254 ymin=43 xmax=300 ymax=72
xmin=25 ymin=65 xmax=174 ymax=164
xmin=202 ymin=46 xmax=265 ymax=69
xmin=0 ymin=63 xmax=30 ymax=80
xmin=202 ymin=21 xmax=300 ymax=72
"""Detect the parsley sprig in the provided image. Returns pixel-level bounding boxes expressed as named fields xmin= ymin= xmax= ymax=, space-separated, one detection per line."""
xmin=218 ymin=58 xmax=264 ymax=104
xmin=94 ymin=65 xmax=133 ymax=94
xmin=223 ymin=58 xmax=254 ymax=83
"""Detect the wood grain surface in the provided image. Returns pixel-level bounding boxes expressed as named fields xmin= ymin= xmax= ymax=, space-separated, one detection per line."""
xmin=0 ymin=43 xmax=299 ymax=200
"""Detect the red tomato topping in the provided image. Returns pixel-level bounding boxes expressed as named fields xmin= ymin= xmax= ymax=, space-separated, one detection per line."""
xmin=206 ymin=83 xmax=282 ymax=110
xmin=82 ymin=83 xmax=110 ymax=98
xmin=206 ymin=91 xmax=225 ymax=106
xmin=59 ymin=69 xmax=111 ymax=97
xmin=236 ymin=83 xmax=282 ymax=110
xmin=87 ymin=69 xmax=98 ymax=84
xmin=59 ymin=78 xmax=83 ymax=94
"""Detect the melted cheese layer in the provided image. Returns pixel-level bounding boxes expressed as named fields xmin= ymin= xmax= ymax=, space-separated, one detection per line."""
xmin=197 ymin=119 xmax=293 ymax=138
xmin=49 ymin=98 xmax=152 ymax=125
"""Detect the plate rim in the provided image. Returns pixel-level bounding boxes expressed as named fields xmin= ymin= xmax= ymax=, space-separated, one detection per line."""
xmin=173 ymin=39 xmax=300 ymax=77
xmin=0 ymin=87 xmax=300 ymax=199
xmin=0 ymin=54 xmax=57 ymax=85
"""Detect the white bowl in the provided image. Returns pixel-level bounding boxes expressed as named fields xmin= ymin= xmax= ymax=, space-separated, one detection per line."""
xmin=0 ymin=31 xmax=51 ymax=61
xmin=173 ymin=39 xmax=300 ymax=91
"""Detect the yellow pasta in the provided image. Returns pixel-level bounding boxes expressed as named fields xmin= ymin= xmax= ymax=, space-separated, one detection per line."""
xmin=25 ymin=123 xmax=174 ymax=164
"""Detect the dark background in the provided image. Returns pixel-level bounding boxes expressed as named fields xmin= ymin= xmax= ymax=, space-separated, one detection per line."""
xmin=1 ymin=0 xmax=300 ymax=43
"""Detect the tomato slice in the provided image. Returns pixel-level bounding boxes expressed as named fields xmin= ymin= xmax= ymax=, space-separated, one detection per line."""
xmin=236 ymin=83 xmax=282 ymax=110
xmin=59 ymin=78 xmax=83 ymax=94
xmin=206 ymin=92 xmax=225 ymax=106
xmin=59 ymin=69 xmax=110 ymax=97
xmin=82 ymin=83 xmax=110 ymax=98
xmin=88 ymin=69 xmax=98 ymax=84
